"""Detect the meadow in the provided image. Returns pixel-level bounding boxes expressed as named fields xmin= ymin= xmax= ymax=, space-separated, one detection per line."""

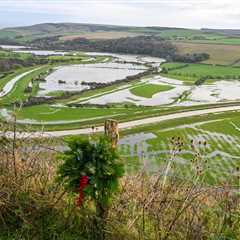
xmin=16 ymin=104 xmax=133 ymax=122
xmin=161 ymin=61 xmax=240 ymax=83
xmin=130 ymin=83 xmax=174 ymax=98
xmin=184 ymin=37 xmax=240 ymax=45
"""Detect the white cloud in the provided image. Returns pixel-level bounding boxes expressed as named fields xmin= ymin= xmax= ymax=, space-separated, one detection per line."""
xmin=0 ymin=0 xmax=239 ymax=28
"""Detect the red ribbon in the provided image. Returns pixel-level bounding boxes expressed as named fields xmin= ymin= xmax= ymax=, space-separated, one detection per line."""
xmin=76 ymin=176 xmax=89 ymax=207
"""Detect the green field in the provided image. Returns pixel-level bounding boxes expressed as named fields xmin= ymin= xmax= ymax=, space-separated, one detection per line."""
xmin=130 ymin=83 xmax=174 ymax=98
xmin=14 ymin=103 xmax=171 ymax=130
xmin=16 ymin=104 xmax=132 ymax=123
xmin=161 ymin=62 xmax=187 ymax=69
xmin=170 ymin=64 xmax=240 ymax=77
xmin=157 ymin=29 xmax=201 ymax=38
xmin=180 ymin=37 xmax=240 ymax=45
xmin=161 ymin=62 xmax=240 ymax=82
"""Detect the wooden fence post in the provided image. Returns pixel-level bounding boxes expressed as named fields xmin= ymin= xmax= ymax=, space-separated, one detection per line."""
xmin=104 ymin=119 xmax=119 ymax=148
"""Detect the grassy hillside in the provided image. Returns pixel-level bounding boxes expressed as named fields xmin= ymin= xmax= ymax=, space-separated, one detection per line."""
xmin=0 ymin=23 xmax=152 ymax=42
xmin=0 ymin=22 xmax=236 ymax=42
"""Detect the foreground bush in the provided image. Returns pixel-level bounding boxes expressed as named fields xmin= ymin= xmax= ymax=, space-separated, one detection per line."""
xmin=0 ymin=123 xmax=239 ymax=239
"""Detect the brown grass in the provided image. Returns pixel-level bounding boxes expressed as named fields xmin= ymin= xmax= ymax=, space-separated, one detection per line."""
xmin=107 ymin=174 xmax=240 ymax=240
xmin=60 ymin=31 xmax=142 ymax=41
xmin=173 ymin=41 xmax=240 ymax=65
xmin=0 ymin=123 xmax=239 ymax=239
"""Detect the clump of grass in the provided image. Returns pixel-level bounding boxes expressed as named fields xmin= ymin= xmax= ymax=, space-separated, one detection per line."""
xmin=0 ymin=121 xmax=68 ymax=238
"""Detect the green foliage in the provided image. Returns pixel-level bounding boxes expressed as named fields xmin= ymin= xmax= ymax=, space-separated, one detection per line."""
xmin=57 ymin=136 xmax=125 ymax=209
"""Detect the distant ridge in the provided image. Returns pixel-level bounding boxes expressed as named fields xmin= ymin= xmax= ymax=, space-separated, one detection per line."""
xmin=202 ymin=28 xmax=240 ymax=36
xmin=1 ymin=22 xmax=240 ymax=44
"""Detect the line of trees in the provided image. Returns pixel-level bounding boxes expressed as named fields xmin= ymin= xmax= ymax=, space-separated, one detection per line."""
xmin=0 ymin=56 xmax=48 ymax=72
xmin=30 ymin=35 xmax=210 ymax=63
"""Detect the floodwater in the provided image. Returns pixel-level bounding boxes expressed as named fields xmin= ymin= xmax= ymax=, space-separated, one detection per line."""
xmin=177 ymin=80 xmax=240 ymax=106
xmin=84 ymin=74 xmax=240 ymax=107
xmin=86 ymin=52 xmax=141 ymax=62
xmin=3 ymin=46 xmax=240 ymax=106
xmin=119 ymin=132 xmax=157 ymax=157
xmin=39 ymin=62 xmax=147 ymax=95
xmin=190 ymin=81 xmax=240 ymax=102
xmin=85 ymin=52 xmax=165 ymax=66
xmin=0 ymin=45 xmax=27 ymax=49
xmin=84 ymin=76 xmax=189 ymax=106
xmin=14 ymin=50 xmax=67 ymax=56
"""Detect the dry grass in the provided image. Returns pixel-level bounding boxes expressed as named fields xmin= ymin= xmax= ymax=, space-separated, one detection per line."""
xmin=0 ymin=123 xmax=239 ymax=239
xmin=173 ymin=41 xmax=240 ymax=65
xmin=107 ymin=174 xmax=240 ymax=240
xmin=60 ymin=31 xmax=142 ymax=41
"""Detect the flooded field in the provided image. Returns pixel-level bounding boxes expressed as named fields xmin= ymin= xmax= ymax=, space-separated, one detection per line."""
xmin=39 ymin=62 xmax=147 ymax=95
xmin=189 ymin=81 xmax=240 ymax=103
xmin=84 ymin=74 xmax=240 ymax=107
xmin=84 ymin=76 xmax=189 ymax=106
xmin=0 ymin=45 xmax=27 ymax=49
xmin=118 ymin=113 xmax=240 ymax=184
xmin=86 ymin=52 xmax=165 ymax=67
xmin=2 ymin=46 xmax=240 ymax=107
xmin=14 ymin=50 xmax=67 ymax=56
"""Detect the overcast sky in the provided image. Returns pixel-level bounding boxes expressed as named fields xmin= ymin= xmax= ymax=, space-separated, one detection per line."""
xmin=0 ymin=0 xmax=239 ymax=29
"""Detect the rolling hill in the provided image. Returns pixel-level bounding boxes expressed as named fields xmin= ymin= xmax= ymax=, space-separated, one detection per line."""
xmin=0 ymin=22 xmax=218 ymax=42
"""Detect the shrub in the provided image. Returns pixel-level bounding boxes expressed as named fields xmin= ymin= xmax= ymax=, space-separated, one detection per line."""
xmin=57 ymin=136 xmax=125 ymax=239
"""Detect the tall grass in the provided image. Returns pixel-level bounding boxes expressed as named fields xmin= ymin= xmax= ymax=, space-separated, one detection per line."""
xmin=0 ymin=122 xmax=239 ymax=239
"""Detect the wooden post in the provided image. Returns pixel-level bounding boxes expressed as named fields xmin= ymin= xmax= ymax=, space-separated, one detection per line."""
xmin=104 ymin=119 xmax=119 ymax=148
